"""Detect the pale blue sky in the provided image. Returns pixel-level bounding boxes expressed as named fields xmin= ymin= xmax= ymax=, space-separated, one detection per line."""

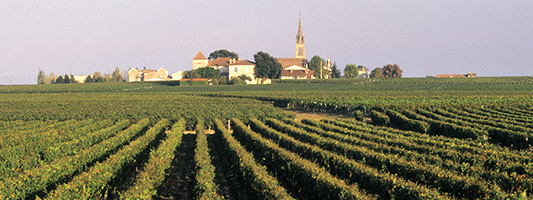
xmin=1 ymin=0 xmax=532 ymax=84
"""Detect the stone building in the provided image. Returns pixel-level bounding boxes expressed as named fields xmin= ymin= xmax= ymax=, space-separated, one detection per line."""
xmin=128 ymin=67 xmax=169 ymax=82
xmin=278 ymin=58 xmax=313 ymax=79
xmin=192 ymin=52 xmax=209 ymax=70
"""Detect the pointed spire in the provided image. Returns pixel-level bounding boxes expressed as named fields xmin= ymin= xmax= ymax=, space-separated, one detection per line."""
xmin=297 ymin=13 xmax=303 ymax=38
xmin=295 ymin=13 xmax=306 ymax=59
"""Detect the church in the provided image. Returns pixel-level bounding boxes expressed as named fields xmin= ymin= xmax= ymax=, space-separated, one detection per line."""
xmin=192 ymin=14 xmax=326 ymax=83
xmin=277 ymin=14 xmax=315 ymax=79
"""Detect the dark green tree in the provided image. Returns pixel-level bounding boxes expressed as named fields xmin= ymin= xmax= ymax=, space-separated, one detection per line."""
xmin=382 ymin=64 xmax=403 ymax=78
xmin=330 ymin=62 xmax=341 ymax=78
xmin=208 ymin=49 xmax=239 ymax=60
xmin=308 ymin=55 xmax=326 ymax=79
xmin=37 ymin=69 xmax=46 ymax=85
xmin=55 ymin=75 xmax=64 ymax=84
xmin=196 ymin=67 xmax=221 ymax=79
xmin=85 ymin=75 xmax=94 ymax=83
xmin=183 ymin=70 xmax=200 ymax=79
xmin=254 ymin=51 xmax=282 ymax=83
xmin=183 ymin=70 xmax=199 ymax=86
xmin=229 ymin=75 xmax=252 ymax=85
xmin=370 ymin=67 xmax=383 ymax=78
xmin=63 ymin=74 xmax=71 ymax=83
xmin=95 ymin=76 xmax=107 ymax=82
xmin=344 ymin=64 xmax=359 ymax=78
xmin=111 ymin=67 xmax=124 ymax=82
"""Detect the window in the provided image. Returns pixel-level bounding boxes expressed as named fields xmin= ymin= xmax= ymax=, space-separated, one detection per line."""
xmin=234 ymin=67 xmax=239 ymax=73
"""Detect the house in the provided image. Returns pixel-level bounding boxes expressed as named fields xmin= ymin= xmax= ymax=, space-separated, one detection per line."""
xmin=191 ymin=52 xmax=261 ymax=84
xmin=322 ymin=56 xmax=333 ymax=79
xmin=277 ymin=58 xmax=314 ymax=79
xmin=228 ymin=60 xmax=257 ymax=84
xmin=128 ymin=67 xmax=170 ymax=82
xmin=436 ymin=73 xmax=477 ymax=78
xmin=171 ymin=71 xmax=184 ymax=80
xmin=192 ymin=52 xmax=209 ymax=70
xmin=357 ymin=67 xmax=370 ymax=78
xmin=73 ymin=76 xmax=88 ymax=83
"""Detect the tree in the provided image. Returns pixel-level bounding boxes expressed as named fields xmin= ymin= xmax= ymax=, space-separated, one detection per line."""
xmin=344 ymin=64 xmax=359 ymax=78
xmin=95 ymin=76 xmax=107 ymax=82
xmin=208 ymin=49 xmax=239 ymax=60
xmin=183 ymin=70 xmax=200 ymax=79
xmin=111 ymin=67 xmax=124 ymax=82
xmin=85 ymin=75 xmax=94 ymax=83
xmin=182 ymin=70 xmax=199 ymax=86
xmin=93 ymin=71 xmax=102 ymax=81
xmin=330 ymin=62 xmax=341 ymax=78
xmin=38 ymin=69 xmax=46 ymax=85
xmin=229 ymin=75 xmax=252 ymax=85
xmin=382 ymin=64 xmax=403 ymax=78
xmin=48 ymin=72 xmax=57 ymax=84
xmin=196 ymin=67 xmax=221 ymax=79
xmin=55 ymin=75 xmax=64 ymax=84
xmin=254 ymin=51 xmax=282 ymax=83
xmin=308 ymin=55 xmax=326 ymax=79
xmin=63 ymin=74 xmax=71 ymax=83
xmin=370 ymin=67 xmax=383 ymax=78
xmin=69 ymin=74 xmax=77 ymax=83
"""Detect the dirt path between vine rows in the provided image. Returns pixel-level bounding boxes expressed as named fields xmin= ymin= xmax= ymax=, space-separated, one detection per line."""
xmin=207 ymin=134 xmax=250 ymax=200
xmin=156 ymin=134 xmax=196 ymax=200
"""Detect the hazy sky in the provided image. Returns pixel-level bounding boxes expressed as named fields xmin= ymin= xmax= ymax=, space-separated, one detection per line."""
xmin=1 ymin=0 xmax=532 ymax=85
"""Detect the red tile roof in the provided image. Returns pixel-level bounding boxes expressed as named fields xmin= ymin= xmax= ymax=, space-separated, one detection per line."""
xmin=207 ymin=57 xmax=231 ymax=67
xmin=277 ymin=58 xmax=306 ymax=69
xmin=193 ymin=52 xmax=207 ymax=60
xmin=229 ymin=60 xmax=255 ymax=65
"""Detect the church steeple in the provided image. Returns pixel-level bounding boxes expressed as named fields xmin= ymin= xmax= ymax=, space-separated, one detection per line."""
xmin=297 ymin=14 xmax=303 ymax=39
xmin=295 ymin=14 xmax=305 ymax=59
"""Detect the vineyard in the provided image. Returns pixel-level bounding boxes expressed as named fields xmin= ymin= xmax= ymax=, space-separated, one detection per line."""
xmin=0 ymin=77 xmax=532 ymax=199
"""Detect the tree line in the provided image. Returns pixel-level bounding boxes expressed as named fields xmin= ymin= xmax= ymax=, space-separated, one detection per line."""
xmin=305 ymin=55 xmax=403 ymax=79
xmin=344 ymin=64 xmax=403 ymax=78
xmin=38 ymin=67 xmax=125 ymax=84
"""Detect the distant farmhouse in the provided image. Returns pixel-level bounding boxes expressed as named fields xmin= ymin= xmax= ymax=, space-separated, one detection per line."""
xmin=357 ymin=66 xmax=370 ymax=78
xmin=192 ymin=52 xmax=260 ymax=84
xmin=436 ymin=73 xmax=477 ymax=78
xmin=73 ymin=76 xmax=88 ymax=83
xmin=278 ymin=58 xmax=314 ymax=79
xmin=128 ymin=67 xmax=170 ymax=82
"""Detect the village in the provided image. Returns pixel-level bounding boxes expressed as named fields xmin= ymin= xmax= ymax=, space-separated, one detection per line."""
xmin=126 ymin=15 xmax=338 ymax=85
xmin=37 ymin=15 xmax=475 ymax=85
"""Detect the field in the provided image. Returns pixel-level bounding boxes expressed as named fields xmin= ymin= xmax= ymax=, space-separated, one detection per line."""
xmin=0 ymin=77 xmax=532 ymax=199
